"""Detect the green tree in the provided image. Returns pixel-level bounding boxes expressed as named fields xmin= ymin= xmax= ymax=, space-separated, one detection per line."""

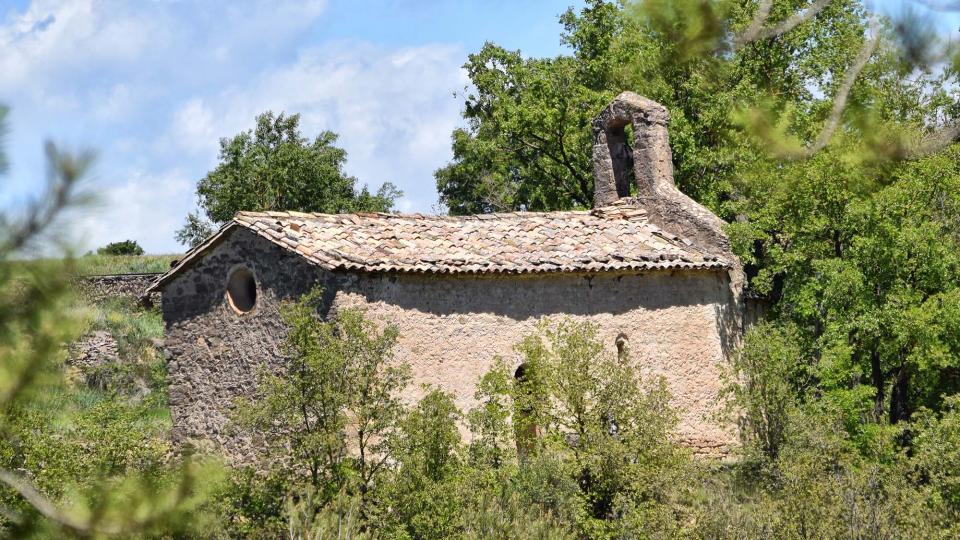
xmin=372 ymin=323 xmax=670 ymax=539
xmin=174 ymin=212 xmax=215 ymax=249
xmin=725 ymin=321 xmax=806 ymax=461
xmin=910 ymin=396 xmax=960 ymax=525
xmin=513 ymin=319 xmax=690 ymax=538
xmin=96 ymin=239 xmax=144 ymax=256
xmin=692 ymin=402 xmax=948 ymax=539
xmin=376 ymin=389 xmax=466 ymax=538
xmin=435 ymin=41 xmax=608 ymax=213
xmin=466 ymin=359 xmax=515 ymax=468
xmin=620 ymin=0 xmax=960 ymax=430
xmin=738 ymin=149 xmax=960 ymax=427
xmin=435 ymin=0 xmax=868 ymax=215
xmin=233 ymin=287 xmax=410 ymax=505
xmin=177 ymin=112 xmax=401 ymax=247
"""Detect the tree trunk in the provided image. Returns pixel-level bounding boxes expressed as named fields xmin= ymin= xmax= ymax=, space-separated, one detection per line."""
xmin=889 ymin=366 xmax=911 ymax=424
xmin=870 ymin=348 xmax=884 ymax=420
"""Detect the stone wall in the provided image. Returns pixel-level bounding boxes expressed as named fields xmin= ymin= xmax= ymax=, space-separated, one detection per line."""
xmin=331 ymin=269 xmax=738 ymax=457
xmin=160 ymin=226 xmax=323 ymax=458
xmin=160 ymin=227 xmax=740 ymax=460
xmin=77 ymin=273 xmax=162 ymax=304
xmin=67 ymin=330 xmax=119 ymax=374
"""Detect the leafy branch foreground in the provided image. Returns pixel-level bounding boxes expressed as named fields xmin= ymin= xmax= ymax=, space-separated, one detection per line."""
xmin=0 ymin=134 xmax=221 ymax=536
xmin=7 ymin=0 xmax=960 ymax=536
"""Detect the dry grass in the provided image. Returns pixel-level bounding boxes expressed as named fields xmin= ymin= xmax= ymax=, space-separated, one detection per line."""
xmin=74 ymin=253 xmax=180 ymax=275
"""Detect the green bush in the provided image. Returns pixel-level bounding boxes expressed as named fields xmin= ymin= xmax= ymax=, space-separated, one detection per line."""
xmin=204 ymin=314 xmax=960 ymax=539
xmin=909 ymin=396 xmax=960 ymax=530
xmin=0 ymin=256 xmax=219 ymax=536
xmin=96 ymin=240 xmax=145 ymax=256
xmin=200 ymin=467 xmax=289 ymax=539
xmin=362 ymin=319 xmax=688 ymax=539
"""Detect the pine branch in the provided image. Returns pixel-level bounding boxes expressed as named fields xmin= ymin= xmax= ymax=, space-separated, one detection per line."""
xmin=797 ymin=17 xmax=882 ymax=158
xmin=0 ymin=469 xmax=121 ymax=535
xmin=0 ymin=142 xmax=91 ymax=257
xmin=734 ymin=0 xmax=834 ymax=50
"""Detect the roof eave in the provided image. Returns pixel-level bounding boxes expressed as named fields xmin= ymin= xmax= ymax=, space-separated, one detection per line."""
xmin=145 ymin=212 xmax=734 ymax=296
xmin=143 ymin=221 xmax=240 ymax=294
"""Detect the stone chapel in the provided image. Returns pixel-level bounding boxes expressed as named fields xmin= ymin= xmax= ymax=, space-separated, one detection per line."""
xmin=146 ymin=92 xmax=746 ymax=459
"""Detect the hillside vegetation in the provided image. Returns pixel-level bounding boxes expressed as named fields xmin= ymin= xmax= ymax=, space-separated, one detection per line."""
xmin=4 ymin=0 xmax=960 ymax=538
xmin=74 ymin=254 xmax=180 ymax=275
xmin=6 ymin=254 xmax=179 ymax=276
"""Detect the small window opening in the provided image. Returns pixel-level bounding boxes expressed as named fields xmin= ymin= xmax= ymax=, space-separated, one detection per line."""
xmin=615 ymin=333 xmax=629 ymax=360
xmin=226 ymin=267 xmax=257 ymax=314
xmin=514 ymin=363 xmax=528 ymax=381
xmin=514 ymin=363 xmax=540 ymax=456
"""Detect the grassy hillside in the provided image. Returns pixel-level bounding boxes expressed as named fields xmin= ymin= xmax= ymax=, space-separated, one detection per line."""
xmin=75 ymin=253 xmax=180 ymax=275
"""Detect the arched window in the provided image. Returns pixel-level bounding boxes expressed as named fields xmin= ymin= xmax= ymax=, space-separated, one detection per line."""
xmin=226 ymin=267 xmax=257 ymax=314
xmin=514 ymin=363 xmax=540 ymax=456
xmin=615 ymin=333 xmax=629 ymax=360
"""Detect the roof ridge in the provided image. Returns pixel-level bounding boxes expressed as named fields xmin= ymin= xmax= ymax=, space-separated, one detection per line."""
xmin=146 ymin=206 xmax=730 ymax=293
xmin=232 ymin=207 xmax=649 ymax=222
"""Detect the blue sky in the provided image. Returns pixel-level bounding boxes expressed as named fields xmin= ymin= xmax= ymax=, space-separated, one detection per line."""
xmin=0 ymin=0 xmax=956 ymax=254
xmin=0 ymin=0 xmax=583 ymax=254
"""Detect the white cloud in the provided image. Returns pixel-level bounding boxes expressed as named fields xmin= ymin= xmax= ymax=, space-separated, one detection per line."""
xmin=75 ymin=168 xmax=195 ymax=253
xmin=0 ymin=0 xmax=330 ymax=98
xmin=171 ymin=41 xmax=469 ymax=211
xmin=170 ymin=98 xmax=217 ymax=156
xmin=108 ymin=39 xmax=467 ymax=252
xmin=93 ymin=83 xmax=135 ymax=121
xmin=2 ymin=0 xmax=470 ymax=254
xmin=0 ymin=0 xmax=158 ymax=95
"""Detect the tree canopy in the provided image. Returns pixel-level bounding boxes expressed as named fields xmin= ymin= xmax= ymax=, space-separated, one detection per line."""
xmin=177 ymin=112 xmax=401 ymax=247
xmin=438 ymin=0 xmax=960 ymax=430
xmin=435 ymin=0 xmax=959 ymax=210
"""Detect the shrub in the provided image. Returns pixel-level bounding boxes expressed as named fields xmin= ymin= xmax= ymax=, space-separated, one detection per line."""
xmin=96 ymin=240 xmax=145 ymax=256
xmin=232 ymin=287 xmax=410 ymax=505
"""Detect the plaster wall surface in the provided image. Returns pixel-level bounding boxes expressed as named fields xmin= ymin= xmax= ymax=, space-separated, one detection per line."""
xmin=331 ymin=270 xmax=738 ymax=457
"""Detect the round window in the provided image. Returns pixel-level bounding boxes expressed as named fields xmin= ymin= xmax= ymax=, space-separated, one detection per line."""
xmin=226 ymin=267 xmax=257 ymax=313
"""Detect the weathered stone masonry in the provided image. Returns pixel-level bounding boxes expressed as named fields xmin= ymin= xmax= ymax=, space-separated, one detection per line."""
xmin=160 ymin=225 xmax=737 ymax=459
xmin=77 ymin=273 xmax=162 ymax=304
xmin=160 ymin=227 xmax=319 ymax=457
xmin=150 ymin=92 xmax=747 ymax=461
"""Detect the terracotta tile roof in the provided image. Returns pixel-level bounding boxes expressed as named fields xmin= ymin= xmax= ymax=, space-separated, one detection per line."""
xmin=236 ymin=202 xmax=728 ymax=274
xmin=147 ymin=202 xmax=729 ymax=292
